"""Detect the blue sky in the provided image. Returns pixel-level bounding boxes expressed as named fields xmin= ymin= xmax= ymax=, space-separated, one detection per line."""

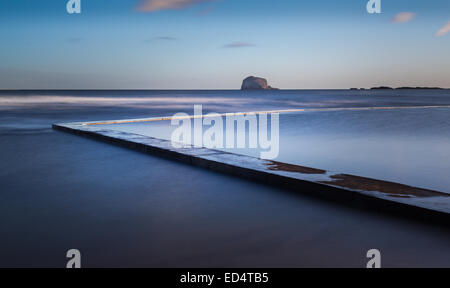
xmin=1 ymin=0 xmax=449 ymax=89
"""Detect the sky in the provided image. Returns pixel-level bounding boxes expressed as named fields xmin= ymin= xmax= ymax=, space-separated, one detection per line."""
xmin=0 ymin=0 xmax=449 ymax=89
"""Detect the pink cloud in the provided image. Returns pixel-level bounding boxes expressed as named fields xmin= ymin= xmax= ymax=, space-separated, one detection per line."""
xmin=435 ymin=22 xmax=450 ymax=37
xmin=137 ymin=0 xmax=212 ymax=12
xmin=392 ymin=12 xmax=416 ymax=23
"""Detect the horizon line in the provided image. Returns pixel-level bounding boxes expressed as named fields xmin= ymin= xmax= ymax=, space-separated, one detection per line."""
xmin=0 ymin=87 xmax=449 ymax=92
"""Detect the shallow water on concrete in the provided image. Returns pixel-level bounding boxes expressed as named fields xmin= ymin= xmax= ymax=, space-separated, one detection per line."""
xmin=106 ymin=107 xmax=450 ymax=194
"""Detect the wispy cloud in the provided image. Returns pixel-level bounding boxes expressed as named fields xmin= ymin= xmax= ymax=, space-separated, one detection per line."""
xmin=435 ymin=22 xmax=450 ymax=37
xmin=223 ymin=42 xmax=255 ymax=48
xmin=197 ymin=5 xmax=215 ymax=16
xmin=66 ymin=37 xmax=83 ymax=43
xmin=391 ymin=12 xmax=416 ymax=23
xmin=143 ymin=36 xmax=178 ymax=43
xmin=137 ymin=0 xmax=212 ymax=12
xmin=154 ymin=36 xmax=178 ymax=41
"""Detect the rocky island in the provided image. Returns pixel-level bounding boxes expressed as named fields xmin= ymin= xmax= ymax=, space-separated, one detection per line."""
xmin=241 ymin=76 xmax=277 ymax=90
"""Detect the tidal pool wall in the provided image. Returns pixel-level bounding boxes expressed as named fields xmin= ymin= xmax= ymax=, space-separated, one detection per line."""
xmin=53 ymin=119 xmax=450 ymax=224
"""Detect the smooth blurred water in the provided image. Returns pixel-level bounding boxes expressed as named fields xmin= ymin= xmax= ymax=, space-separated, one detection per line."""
xmin=96 ymin=90 xmax=450 ymax=194
xmin=2 ymin=90 xmax=450 ymax=267
xmin=1 ymin=89 xmax=450 ymax=192
xmin=2 ymin=89 xmax=450 ymax=113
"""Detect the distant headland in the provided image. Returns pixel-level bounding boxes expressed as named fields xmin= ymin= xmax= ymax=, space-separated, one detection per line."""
xmin=351 ymin=86 xmax=445 ymax=90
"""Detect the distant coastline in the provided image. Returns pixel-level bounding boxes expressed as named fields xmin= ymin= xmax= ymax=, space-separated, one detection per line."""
xmin=0 ymin=87 xmax=448 ymax=93
xmin=351 ymin=86 xmax=446 ymax=90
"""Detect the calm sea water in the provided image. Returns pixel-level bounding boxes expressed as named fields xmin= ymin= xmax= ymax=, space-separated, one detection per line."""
xmin=1 ymin=90 xmax=450 ymax=267
xmin=1 ymin=89 xmax=450 ymax=192
xmin=80 ymin=89 xmax=450 ymax=194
